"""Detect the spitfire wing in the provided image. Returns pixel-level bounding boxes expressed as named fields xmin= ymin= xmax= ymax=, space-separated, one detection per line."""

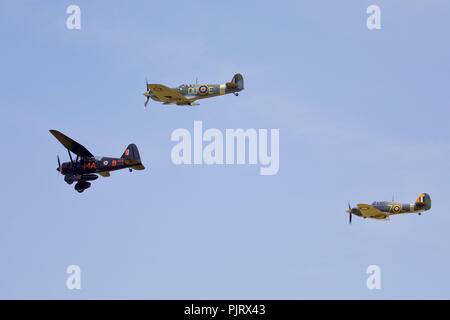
xmin=357 ymin=204 xmax=389 ymax=219
xmin=147 ymin=84 xmax=192 ymax=105
xmin=98 ymin=172 xmax=110 ymax=177
xmin=49 ymin=130 xmax=94 ymax=158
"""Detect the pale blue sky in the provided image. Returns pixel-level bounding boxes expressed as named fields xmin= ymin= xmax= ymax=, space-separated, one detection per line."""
xmin=1 ymin=0 xmax=450 ymax=299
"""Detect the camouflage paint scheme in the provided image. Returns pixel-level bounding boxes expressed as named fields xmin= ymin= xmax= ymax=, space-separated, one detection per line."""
xmin=347 ymin=193 xmax=432 ymax=223
xmin=143 ymin=73 xmax=244 ymax=107
xmin=50 ymin=130 xmax=145 ymax=193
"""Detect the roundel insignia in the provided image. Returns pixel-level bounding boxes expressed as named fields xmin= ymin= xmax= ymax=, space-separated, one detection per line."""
xmin=198 ymin=85 xmax=208 ymax=95
xmin=103 ymin=160 xmax=108 ymax=166
xmin=392 ymin=204 xmax=401 ymax=213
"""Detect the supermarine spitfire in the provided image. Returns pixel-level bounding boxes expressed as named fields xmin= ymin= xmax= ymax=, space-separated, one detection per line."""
xmin=143 ymin=73 xmax=244 ymax=107
xmin=50 ymin=130 xmax=145 ymax=193
xmin=347 ymin=193 xmax=431 ymax=224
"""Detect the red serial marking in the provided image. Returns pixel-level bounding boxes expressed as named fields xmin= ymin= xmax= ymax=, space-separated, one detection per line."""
xmin=83 ymin=162 xmax=97 ymax=170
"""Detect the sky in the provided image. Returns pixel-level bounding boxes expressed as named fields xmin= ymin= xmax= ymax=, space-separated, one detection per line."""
xmin=1 ymin=0 xmax=450 ymax=299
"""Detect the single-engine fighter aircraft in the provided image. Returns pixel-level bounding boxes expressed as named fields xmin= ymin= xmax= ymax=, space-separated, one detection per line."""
xmin=143 ymin=73 xmax=244 ymax=107
xmin=50 ymin=130 xmax=145 ymax=193
xmin=347 ymin=193 xmax=431 ymax=224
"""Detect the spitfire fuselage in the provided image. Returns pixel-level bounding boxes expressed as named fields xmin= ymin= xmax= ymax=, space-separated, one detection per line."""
xmin=147 ymin=83 xmax=242 ymax=104
xmin=144 ymin=74 xmax=244 ymax=106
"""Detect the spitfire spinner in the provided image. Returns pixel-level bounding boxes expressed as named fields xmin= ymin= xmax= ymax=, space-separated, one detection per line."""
xmin=50 ymin=130 xmax=145 ymax=193
xmin=347 ymin=193 xmax=431 ymax=224
xmin=143 ymin=73 xmax=244 ymax=107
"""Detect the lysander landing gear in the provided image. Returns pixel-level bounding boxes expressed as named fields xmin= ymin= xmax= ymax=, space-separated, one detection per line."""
xmin=74 ymin=181 xmax=91 ymax=193
xmin=64 ymin=175 xmax=75 ymax=185
xmin=234 ymin=93 xmax=239 ymax=96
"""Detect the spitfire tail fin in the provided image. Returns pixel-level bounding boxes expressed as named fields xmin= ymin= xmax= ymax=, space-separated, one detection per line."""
xmin=121 ymin=144 xmax=145 ymax=170
xmin=231 ymin=73 xmax=244 ymax=91
xmin=415 ymin=193 xmax=431 ymax=210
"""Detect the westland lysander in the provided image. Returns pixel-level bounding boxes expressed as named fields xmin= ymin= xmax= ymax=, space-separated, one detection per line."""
xmin=143 ymin=73 xmax=244 ymax=107
xmin=50 ymin=130 xmax=145 ymax=193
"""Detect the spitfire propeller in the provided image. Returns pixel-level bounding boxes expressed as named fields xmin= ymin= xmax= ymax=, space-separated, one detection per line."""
xmin=348 ymin=203 xmax=352 ymax=224
xmin=144 ymin=79 xmax=150 ymax=107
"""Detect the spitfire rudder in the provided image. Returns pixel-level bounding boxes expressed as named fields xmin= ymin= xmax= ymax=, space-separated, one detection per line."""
xmin=231 ymin=73 xmax=244 ymax=91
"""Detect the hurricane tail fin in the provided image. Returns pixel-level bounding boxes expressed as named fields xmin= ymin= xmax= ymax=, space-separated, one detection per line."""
xmin=415 ymin=193 xmax=431 ymax=210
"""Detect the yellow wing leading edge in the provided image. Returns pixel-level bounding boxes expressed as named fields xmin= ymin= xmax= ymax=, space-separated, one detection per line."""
xmin=357 ymin=204 xmax=389 ymax=220
xmin=147 ymin=84 xmax=193 ymax=105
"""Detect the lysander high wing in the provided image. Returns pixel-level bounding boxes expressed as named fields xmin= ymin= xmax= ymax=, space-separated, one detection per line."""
xmin=357 ymin=204 xmax=389 ymax=220
xmin=49 ymin=130 xmax=94 ymax=158
xmin=147 ymin=84 xmax=193 ymax=105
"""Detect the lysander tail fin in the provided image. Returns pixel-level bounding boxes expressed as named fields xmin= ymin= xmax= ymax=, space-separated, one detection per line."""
xmin=121 ymin=144 xmax=145 ymax=170
xmin=415 ymin=193 xmax=431 ymax=210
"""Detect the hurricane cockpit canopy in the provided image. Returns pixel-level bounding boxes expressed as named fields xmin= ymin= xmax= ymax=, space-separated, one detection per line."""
xmin=372 ymin=201 xmax=389 ymax=206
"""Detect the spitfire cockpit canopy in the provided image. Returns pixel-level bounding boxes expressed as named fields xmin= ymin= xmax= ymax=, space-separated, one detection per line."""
xmin=178 ymin=84 xmax=196 ymax=89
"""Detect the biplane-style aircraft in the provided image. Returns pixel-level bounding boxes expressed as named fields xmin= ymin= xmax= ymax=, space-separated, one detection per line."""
xmin=50 ymin=130 xmax=145 ymax=193
xmin=347 ymin=193 xmax=431 ymax=224
xmin=143 ymin=73 xmax=244 ymax=107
